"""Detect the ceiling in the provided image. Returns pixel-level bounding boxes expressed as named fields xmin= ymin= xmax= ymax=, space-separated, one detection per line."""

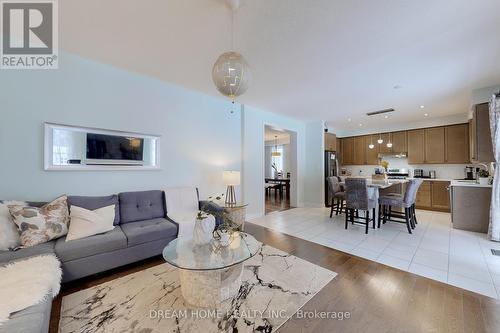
xmin=264 ymin=126 xmax=290 ymax=142
xmin=60 ymin=0 xmax=500 ymax=131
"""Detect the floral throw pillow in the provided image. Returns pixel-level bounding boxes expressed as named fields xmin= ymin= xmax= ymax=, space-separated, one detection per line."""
xmin=8 ymin=195 xmax=69 ymax=247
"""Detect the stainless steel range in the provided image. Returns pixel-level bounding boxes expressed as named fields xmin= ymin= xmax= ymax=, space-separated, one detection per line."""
xmin=386 ymin=168 xmax=409 ymax=179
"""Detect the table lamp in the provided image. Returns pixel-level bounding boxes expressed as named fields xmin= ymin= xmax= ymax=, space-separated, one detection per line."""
xmin=223 ymin=170 xmax=240 ymax=205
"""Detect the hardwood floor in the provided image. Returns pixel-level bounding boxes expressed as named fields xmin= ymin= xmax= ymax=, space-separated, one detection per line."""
xmin=50 ymin=223 xmax=500 ymax=333
xmin=265 ymin=193 xmax=291 ymax=214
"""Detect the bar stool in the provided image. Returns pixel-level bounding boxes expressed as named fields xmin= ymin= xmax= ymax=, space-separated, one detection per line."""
xmin=345 ymin=178 xmax=377 ymax=234
xmin=327 ymin=176 xmax=345 ymax=218
xmin=378 ymin=179 xmax=423 ymax=234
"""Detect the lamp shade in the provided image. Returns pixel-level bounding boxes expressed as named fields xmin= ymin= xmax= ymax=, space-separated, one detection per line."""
xmin=212 ymin=52 xmax=251 ymax=99
xmin=223 ymin=170 xmax=240 ymax=186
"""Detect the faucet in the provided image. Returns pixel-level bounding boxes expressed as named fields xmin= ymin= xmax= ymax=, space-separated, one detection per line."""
xmin=474 ymin=163 xmax=489 ymax=171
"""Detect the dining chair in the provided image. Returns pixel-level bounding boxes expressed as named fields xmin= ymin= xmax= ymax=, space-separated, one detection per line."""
xmin=327 ymin=176 xmax=345 ymax=218
xmin=344 ymin=178 xmax=377 ymax=234
xmin=378 ymin=179 xmax=423 ymax=234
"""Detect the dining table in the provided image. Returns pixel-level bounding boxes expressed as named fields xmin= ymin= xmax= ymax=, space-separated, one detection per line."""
xmin=339 ymin=177 xmax=409 ymax=219
xmin=265 ymin=178 xmax=291 ymax=199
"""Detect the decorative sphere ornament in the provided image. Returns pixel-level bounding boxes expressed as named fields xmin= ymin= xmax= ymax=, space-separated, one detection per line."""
xmin=212 ymin=51 xmax=251 ymax=100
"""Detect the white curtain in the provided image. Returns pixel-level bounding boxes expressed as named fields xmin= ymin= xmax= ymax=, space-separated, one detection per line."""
xmin=488 ymin=95 xmax=500 ymax=241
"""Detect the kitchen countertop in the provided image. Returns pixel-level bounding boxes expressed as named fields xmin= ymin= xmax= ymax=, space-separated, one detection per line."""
xmin=450 ymin=179 xmax=493 ymax=188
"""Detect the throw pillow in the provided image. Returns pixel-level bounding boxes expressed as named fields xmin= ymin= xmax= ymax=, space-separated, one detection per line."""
xmin=8 ymin=196 xmax=69 ymax=247
xmin=66 ymin=205 xmax=115 ymax=241
xmin=0 ymin=200 xmax=26 ymax=251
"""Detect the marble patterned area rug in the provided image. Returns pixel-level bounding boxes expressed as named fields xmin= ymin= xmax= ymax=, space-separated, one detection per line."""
xmin=58 ymin=244 xmax=337 ymax=333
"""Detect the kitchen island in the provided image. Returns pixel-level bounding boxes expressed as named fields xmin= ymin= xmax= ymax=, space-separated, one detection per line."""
xmin=450 ymin=180 xmax=492 ymax=233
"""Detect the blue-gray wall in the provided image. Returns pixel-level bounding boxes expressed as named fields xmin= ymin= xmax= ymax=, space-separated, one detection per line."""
xmin=0 ymin=53 xmax=241 ymax=200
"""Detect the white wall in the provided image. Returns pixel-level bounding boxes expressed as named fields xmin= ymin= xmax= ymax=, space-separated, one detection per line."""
xmin=0 ymin=53 xmax=242 ymax=201
xmin=304 ymin=121 xmax=325 ymax=207
xmin=241 ymin=105 xmax=306 ymax=219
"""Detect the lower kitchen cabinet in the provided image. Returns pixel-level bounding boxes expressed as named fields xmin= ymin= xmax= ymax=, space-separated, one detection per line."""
xmin=415 ymin=180 xmax=450 ymax=212
xmin=415 ymin=181 xmax=431 ymax=209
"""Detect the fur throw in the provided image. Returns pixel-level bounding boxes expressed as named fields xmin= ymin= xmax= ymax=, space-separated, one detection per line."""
xmin=0 ymin=255 xmax=61 ymax=326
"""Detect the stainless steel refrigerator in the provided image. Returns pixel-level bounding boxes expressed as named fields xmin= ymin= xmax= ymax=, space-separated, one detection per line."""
xmin=325 ymin=151 xmax=339 ymax=207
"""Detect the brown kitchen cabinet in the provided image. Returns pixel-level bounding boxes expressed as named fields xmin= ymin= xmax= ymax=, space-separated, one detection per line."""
xmin=324 ymin=132 xmax=337 ymax=151
xmin=424 ymin=127 xmax=446 ymax=163
xmin=353 ymin=136 xmax=365 ymax=165
xmin=431 ymin=181 xmax=450 ymax=211
xmin=339 ymin=123 xmax=469 ymax=166
xmin=415 ymin=181 xmax=432 ymax=209
xmin=391 ymin=131 xmax=407 ymax=153
xmin=341 ymin=137 xmax=354 ymax=165
xmin=378 ymin=133 xmax=392 ymax=153
xmin=415 ymin=180 xmax=450 ymax=212
xmin=445 ymin=124 xmax=469 ymax=163
xmin=470 ymin=103 xmax=494 ymax=162
xmin=364 ymin=135 xmax=379 ymax=165
xmin=407 ymin=129 xmax=425 ymax=164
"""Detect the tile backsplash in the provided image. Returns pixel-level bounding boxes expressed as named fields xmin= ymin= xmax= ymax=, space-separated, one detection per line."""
xmin=342 ymin=157 xmax=468 ymax=180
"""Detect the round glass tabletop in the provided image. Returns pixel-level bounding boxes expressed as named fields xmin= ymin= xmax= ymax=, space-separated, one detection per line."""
xmin=162 ymin=232 xmax=260 ymax=271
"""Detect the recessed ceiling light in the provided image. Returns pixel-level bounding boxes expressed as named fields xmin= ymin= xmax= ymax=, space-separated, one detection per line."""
xmin=420 ymin=105 xmax=425 ymax=109
xmin=359 ymin=123 xmax=363 ymax=127
xmin=424 ymin=113 xmax=429 ymax=117
xmin=384 ymin=115 xmax=389 ymax=119
xmin=347 ymin=118 xmax=352 ymax=122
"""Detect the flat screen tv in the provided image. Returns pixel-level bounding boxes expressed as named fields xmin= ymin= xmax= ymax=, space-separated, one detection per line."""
xmin=86 ymin=133 xmax=144 ymax=165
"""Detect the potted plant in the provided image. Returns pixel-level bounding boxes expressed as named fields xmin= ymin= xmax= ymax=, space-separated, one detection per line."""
xmin=212 ymin=210 xmax=240 ymax=247
xmin=477 ymin=169 xmax=490 ymax=185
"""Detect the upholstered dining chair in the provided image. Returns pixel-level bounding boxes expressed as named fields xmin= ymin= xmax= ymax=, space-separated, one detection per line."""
xmin=344 ymin=178 xmax=377 ymax=234
xmin=378 ymin=179 xmax=423 ymax=234
xmin=327 ymin=176 xmax=345 ymax=218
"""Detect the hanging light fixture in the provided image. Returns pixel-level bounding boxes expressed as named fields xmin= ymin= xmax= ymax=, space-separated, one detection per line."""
xmin=386 ymin=140 xmax=393 ymax=148
xmin=377 ymin=133 xmax=384 ymax=144
xmin=271 ymin=135 xmax=281 ymax=157
xmin=212 ymin=0 xmax=251 ymax=109
xmin=368 ymin=136 xmax=375 ymax=149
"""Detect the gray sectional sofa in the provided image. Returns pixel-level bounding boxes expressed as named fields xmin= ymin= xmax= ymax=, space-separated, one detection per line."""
xmin=0 ymin=188 xmax=221 ymax=333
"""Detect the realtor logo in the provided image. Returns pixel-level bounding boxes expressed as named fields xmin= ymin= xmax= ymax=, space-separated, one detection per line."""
xmin=1 ymin=0 xmax=58 ymax=69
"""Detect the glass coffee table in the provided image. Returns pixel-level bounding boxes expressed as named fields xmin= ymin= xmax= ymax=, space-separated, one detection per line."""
xmin=162 ymin=232 xmax=260 ymax=308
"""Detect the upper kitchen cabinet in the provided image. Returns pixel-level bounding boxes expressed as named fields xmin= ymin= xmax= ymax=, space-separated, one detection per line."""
xmin=378 ymin=133 xmax=392 ymax=153
xmin=324 ymin=132 xmax=337 ymax=151
xmin=391 ymin=131 xmax=407 ymax=153
xmin=407 ymin=129 xmax=425 ymax=164
xmin=470 ymin=103 xmax=494 ymax=162
xmin=364 ymin=135 xmax=379 ymax=165
xmin=445 ymin=124 xmax=469 ymax=163
xmin=341 ymin=137 xmax=354 ymax=165
xmin=353 ymin=136 xmax=365 ymax=165
xmin=424 ymin=127 xmax=446 ymax=164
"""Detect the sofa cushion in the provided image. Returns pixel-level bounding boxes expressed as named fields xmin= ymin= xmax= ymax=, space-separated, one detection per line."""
xmin=68 ymin=195 xmax=120 ymax=225
xmin=164 ymin=187 xmax=199 ymax=216
xmin=121 ymin=218 xmax=177 ymax=247
xmin=0 ymin=241 xmax=55 ymax=264
xmin=55 ymin=227 xmax=127 ymax=262
xmin=0 ymin=298 xmax=51 ymax=333
xmin=119 ymin=190 xmax=165 ymax=224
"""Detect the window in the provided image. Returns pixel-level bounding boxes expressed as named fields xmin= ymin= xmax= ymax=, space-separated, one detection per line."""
xmin=271 ymin=145 xmax=284 ymax=176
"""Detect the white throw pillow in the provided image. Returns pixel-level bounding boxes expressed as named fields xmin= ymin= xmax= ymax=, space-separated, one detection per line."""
xmin=66 ymin=205 xmax=116 ymax=242
xmin=0 ymin=201 xmax=26 ymax=250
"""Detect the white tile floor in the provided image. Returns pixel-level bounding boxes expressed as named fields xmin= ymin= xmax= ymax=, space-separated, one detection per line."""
xmin=249 ymin=207 xmax=500 ymax=299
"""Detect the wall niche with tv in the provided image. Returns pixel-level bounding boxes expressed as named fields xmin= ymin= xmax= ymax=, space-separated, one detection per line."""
xmin=44 ymin=123 xmax=160 ymax=171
